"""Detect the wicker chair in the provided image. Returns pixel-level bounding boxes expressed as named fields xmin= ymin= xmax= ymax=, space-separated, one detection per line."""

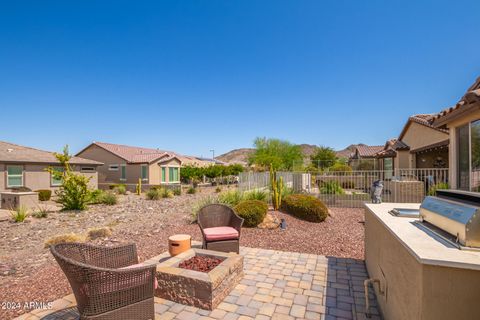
xmin=198 ymin=204 xmax=244 ymax=253
xmin=50 ymin=242 xmax=156 ymax=320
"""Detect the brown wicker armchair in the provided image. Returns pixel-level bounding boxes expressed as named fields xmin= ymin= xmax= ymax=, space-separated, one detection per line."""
xmin=198 ymin=204 xmax=244 ymax=253
xmin=50 ymin=242 xmax=156 ymax=320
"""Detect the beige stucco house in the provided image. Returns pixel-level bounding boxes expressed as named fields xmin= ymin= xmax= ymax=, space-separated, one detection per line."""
xmin=76 ymin=142 xmax=183 ymax=189
xmin=433 ymin=77 xmax=480 ymax=191
xmin=0 ymin=141 xmax=101 ymax=191
xmin=376 ymin=114 xmax=449 ymax=172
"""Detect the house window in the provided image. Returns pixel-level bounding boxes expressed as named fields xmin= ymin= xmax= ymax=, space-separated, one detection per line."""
xmin=51 ymin=167 xmax=64 ymax=186
xmin=456 ymin=120 xmax=480 ymax=191
xmin=169 ymin=167 xmax=179 ymax=183
xmin=120 ymin=165 xmax=126 ymax=181
xmin=141 ymin=165 xmax=148 ymax=181
xmin=161 ymin=167 xmax=166 ymax=182
xmin=383 ymin=158 xmax=393 ymax=180
xmin=7 ymin=166 xmax=23 ymax=187
xmin=80 ymin=167 xmax=95 ymax=173
xmin=109 ymin=165 xmax=119 ymax=171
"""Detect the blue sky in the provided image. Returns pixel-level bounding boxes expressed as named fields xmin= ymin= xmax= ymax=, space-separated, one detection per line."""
xmin=1 ymin=1 xmax=479 ymax=157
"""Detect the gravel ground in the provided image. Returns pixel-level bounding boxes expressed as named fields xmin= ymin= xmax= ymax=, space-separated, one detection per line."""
xmin=0 ymin=190 xmax=365 ymax=319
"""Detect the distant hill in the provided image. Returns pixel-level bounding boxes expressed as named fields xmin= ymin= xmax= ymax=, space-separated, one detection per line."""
xmin=216 ymin=143 xmax=364 ymax=165
xmin=215 ymin=148 xmax=254 ymax=165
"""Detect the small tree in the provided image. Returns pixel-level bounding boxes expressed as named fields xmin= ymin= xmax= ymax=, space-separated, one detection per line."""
xmin=49 ymin=146 xmax=93 ymax=211
xmin=249 ymin=137 xmax=303 ymax=171
xmin=310 ymin=146 xmax=337 ymax=170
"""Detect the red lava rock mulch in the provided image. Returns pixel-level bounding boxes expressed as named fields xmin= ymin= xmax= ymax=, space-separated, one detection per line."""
xmin=179 ymin=255 xmax=224 ymax=273
xmin=0 ymin=193 xmax=365 ymax=320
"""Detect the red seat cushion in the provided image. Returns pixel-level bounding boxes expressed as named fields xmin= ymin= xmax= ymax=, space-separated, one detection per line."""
xmin=203 ymin=226 xmax=239 ymax=241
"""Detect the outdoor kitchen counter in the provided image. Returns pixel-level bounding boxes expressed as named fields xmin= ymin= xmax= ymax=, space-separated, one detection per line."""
xmin=364 ymin=202 xmax=480 ymax=271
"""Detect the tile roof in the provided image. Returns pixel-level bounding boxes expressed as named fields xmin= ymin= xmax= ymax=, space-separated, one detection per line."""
xmin=91 ymin=142 xmax=172 ymax=164
xmin=0 ymin=141 xmax=102 ymax=165
xmin=385 ymin=138 xmax=410 ymax=151
xmin=355 ymin=145 xmax=384 ymax=157
xmin=433 ymin=77 xmax=480 ymax=125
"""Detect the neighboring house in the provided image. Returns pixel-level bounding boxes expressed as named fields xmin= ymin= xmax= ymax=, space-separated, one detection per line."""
xmin=76 ymin=142 xmax=182 ymax=188
xmin=376 ymin=114 xmax=449 ymax=171
xmin=433 ymin=77 xmax=480 ymax=191
xmin=0 ymin=141 xmax=101 ymax=191
xmin=349 ymin=145 xmax=383 ymax=169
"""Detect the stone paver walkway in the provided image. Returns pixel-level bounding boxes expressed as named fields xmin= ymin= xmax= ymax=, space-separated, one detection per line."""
xmin=14 ymin=247 xmax=380 ymax=320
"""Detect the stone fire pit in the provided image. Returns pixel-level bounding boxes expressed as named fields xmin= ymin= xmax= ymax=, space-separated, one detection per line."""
xmin=155 ymin=248 xmax=243 ymax=310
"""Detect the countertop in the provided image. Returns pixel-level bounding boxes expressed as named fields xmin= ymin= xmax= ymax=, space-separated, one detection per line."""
xmin=364 ymin=202 xmax=480 ymax=271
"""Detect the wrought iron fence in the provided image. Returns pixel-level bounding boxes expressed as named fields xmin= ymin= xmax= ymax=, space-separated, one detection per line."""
xmin=238 ymin=168 xmax=449 ymax=208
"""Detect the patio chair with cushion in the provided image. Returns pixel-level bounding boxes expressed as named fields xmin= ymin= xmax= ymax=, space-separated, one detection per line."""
xmin=197 ymin=204 xmax=244 ymax=253
xmin=50 ymin=242 xmax=156 ymax=320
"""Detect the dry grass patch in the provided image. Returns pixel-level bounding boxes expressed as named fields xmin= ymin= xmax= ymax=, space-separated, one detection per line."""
xmin=44 ymin=233 xmax=85 ymax=248
xmin=87 ymin=227 xmax=112 ymax=240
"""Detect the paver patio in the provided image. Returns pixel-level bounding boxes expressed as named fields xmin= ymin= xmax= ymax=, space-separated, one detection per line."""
xmin=14 ymin=246 xmax=380 ymax=320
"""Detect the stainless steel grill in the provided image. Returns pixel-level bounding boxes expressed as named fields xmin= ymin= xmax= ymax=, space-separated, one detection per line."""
xmin=419 ymin=189 xmax=480 ymax=249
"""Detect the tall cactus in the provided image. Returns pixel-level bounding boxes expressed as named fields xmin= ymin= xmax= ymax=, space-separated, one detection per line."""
xmin=270 ymin=164 xmax=284 ymax=210
xmin=136 ymin=178 xmax=142 ymax=195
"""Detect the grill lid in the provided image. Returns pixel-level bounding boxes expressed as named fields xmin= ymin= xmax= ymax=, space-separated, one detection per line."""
xmin=420 ymin=190 xmax=480 ymax=249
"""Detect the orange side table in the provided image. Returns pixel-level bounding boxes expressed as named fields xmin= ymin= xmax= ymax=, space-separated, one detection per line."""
xmin=168 ymin=234 xmax=192 ymax=256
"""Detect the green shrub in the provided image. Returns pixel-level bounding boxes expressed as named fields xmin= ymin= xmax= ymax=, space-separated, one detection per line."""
xmin=281 ymin=194 xmax=328 ymax=222
xmin=160 ymin=188 xmax=174 ymax=198
xmin=234 ymin=200 xmax=268 ymax=227
xmin=115 ymin=184 xmax=126 ymax=195
xmin=341 ymin=181 xmax=355 ymax=189
xmin=218 ymin=190 xmax=244 ymax=206
xmin=244 ymin=189 xmax=269 ymax=202
xmin=11 ymin=206 xmax=28 ymax=222
xmin=36 ymin=189 xmax=52 ymax=201
xmin=281 ymin=186 xmax=294 ymax=198
xmin=146 ymin=188 xmax=161 ymax=200
xmin=215 ymin=187 xmax=222 ymax=193
xmin=187 ymin=187 xmax=197 ymax=194
xmin=191 ymin=195 xmax=219 ymax=222
xmin=109 ymin=183 xmax=126 ymax=190
xmin=173 ymin=188 xmax=181 ymax=196
xmin=32 ymin=206 xmax=48 ymax=218
xmin=100 ymin=191 xmax=117 ymax=205
xmin=88 ymin=189 xmax=104 ymax=204
xmin=319 ymin=181 xmax=345 ymax=195
xmin=329 ymin=163 xmax=353 ymax=173
xmin=427 ymin=182 xmax=449 ymax=196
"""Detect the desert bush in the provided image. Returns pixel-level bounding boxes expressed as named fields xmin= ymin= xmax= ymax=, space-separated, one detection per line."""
xmin=146 ymin=188 xmax=161 ymax=200
xmin=159 ymin=188 xmax=174 ymax=198
xmin=100 ymin=191 xmax=117 ymax=205
xmin=114 ymin=184 xmax=126 ymax=195
xmin=173 ymin=188 xmax=181 ymax=196
xmin=244 ymin=189 xmax=269 ymax=202
xmin=319 ymin=181 xmax=345 ymax=195
xmin=427 ymin=182 xmax=449 ymax=196
xmin=281 ymin=194 xmax=328 ymax=222
xmin=32 ymin=206 xmax=49 ymax=218
xmin=87 ymin=227 xmax=112 ymax=240
xmin=341 ymin=181 xmax=355 ymax=189
xmin=187 ymin=187 xmax=197 ymax=194
xmin=329 ymin=163 xmax=353 ymax=173
xmin=11 ymin=206 xmax=28 ymax=222
xmin=37 ymin=189 xmax=52 ymax=201
xmin=234 ymin=200 xmax=268 ymax=227
xmin=215 ymin=187 xmax=222 ymax=193
xmin=88 ymin=189 xmax=104 ymax=204
xmin=191 ymin=195 xmax=219 ymax=222
xmin=44 ymin=233 xmax=85 ymax=248
xmin=218 ymin=189 xmax=244 ymax=206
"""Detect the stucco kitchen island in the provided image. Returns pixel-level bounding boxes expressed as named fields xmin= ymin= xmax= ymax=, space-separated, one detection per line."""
xmin=364 ymin=202 xmax=480 ymax=320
